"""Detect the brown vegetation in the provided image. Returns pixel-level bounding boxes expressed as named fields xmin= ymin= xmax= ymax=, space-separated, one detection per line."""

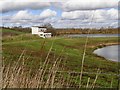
xmin=55 ymin=27 xmax=119 ymax=35
xmin=1 ymin=26 xmax=119 ymax=37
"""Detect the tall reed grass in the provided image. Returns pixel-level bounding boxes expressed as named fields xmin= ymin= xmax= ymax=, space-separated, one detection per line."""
xmin=2 ymin=37 xmax=118 ymax=88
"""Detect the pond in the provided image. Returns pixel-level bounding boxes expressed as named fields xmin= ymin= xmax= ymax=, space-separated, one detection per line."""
xmin=93 ymin=45 xmax=120 ymax=62
xmin=66 ymin=34 xmax=120 ymax=38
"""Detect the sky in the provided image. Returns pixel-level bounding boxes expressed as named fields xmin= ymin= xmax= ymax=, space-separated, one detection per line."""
xmin=0 ymin=0 xmax=119 ymax=28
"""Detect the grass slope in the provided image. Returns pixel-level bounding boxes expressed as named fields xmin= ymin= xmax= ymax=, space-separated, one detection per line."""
xmin=1 ymin=28 xmax=26 ymax=36
xmin=2 ymin=34 xmax=119 ymax=88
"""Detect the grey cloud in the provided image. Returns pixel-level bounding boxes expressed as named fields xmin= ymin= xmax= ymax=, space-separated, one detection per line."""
xmin=61 ymin=9 xmax=118 ymax=22
xmin=10 ymin=9 xmax=56 ymax=20
xmin=0 ymin=0 xmax=51 ymax=13
xmin=62 ymin=0 xmax=118 ymax=11
xmin=1 ymin=0 xmax=118 ymax=28
xmin=1 ymin=9 xmax=57 ymax=26
xmin=53 ymin=19 xmax=118 ymax=28
xmin=0 ymin=0 xmax=118 ymax=13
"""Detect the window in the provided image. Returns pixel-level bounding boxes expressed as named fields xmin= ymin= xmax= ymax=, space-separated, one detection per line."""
xmin=40 ymin=34 xmax=43 ymax=36
xmin=38 ymin=28 xmax=46 ymax=32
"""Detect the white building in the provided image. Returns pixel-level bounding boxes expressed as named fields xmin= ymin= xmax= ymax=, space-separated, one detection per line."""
xmin=31 ymin=26 xmax=51 ymax=38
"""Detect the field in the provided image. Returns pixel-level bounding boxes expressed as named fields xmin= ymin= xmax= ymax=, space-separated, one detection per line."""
xmin=2 ymin=28 xmax=119 ymax=88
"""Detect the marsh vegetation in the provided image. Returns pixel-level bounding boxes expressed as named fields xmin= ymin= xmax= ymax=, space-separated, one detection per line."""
xmin=1 ymin=28 xmax=119 ymax=88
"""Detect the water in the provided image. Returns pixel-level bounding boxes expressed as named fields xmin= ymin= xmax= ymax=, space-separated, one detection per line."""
xmin=67 ymin=34 xmax=120 ymax=37
xmin=93 ymin=45 xmax=120 ymax=62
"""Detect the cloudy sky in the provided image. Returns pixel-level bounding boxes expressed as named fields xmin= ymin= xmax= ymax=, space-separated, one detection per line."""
xmin=0 ymin=0 xmax=119 ymax=28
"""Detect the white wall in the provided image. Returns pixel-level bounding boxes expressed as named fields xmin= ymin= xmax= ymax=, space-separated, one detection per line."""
xmin=31 ymin=26 xmax=51 ymax=38
xmin=31 ymin=27 xmax=39 ymax=34
xmin=31 ymin=27 xmax=47 ymax=34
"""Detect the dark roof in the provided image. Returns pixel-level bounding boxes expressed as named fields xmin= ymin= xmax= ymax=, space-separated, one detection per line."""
xmin=32 ymin=26 xmax=46 ymax=28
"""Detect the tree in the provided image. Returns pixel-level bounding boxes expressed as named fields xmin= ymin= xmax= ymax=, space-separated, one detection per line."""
xmin=42 ymin=23 xmax=53 ymax=29
xmin=43 ymin=23 xmax=56 ymax=36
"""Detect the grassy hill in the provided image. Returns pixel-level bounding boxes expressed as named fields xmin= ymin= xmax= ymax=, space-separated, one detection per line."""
xmin=2 ymin=32 xmax=119 ymax=88
xmin=1 ymin=28 xmax=30 ymax=36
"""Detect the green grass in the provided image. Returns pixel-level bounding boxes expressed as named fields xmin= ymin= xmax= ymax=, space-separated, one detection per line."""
xmin=1 ymin=28 xmax=27 ymax=37
xmin=2 ymin=28 xmax=25 ymax=33
xmin=2 ymin=34 xmax=119 ymax=88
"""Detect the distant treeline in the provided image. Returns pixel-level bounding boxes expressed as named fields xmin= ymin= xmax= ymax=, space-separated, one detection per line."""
xmin=1 ymin=27 xmax=31 ymax=33
xmin=1 ymin=26 xmax=119 ymax=36
xmin=55 ymin=28 xmax=119 ymax=35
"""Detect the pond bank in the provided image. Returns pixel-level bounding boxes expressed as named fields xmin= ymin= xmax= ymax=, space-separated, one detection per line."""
xmin=91 ymin=42 xmax=120 ymax=50
xmin=93 ymin=45 xmax=119 ymax=62
xmin=92 ymin=42 xmax=119 ymax=62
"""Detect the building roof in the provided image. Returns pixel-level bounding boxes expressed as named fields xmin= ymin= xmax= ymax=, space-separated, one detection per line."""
xmin=32 ymin=26 xmax=46 ymax=28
